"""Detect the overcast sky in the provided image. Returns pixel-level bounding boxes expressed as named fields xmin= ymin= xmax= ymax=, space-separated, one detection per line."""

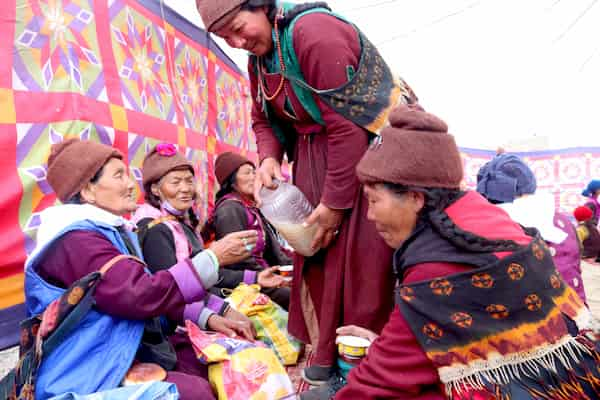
xmin=165 ymin=0 xmax=600 ymax=150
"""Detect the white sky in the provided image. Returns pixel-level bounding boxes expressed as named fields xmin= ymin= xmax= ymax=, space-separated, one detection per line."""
xmin=165 ymin=0 xmax=600 ymax=150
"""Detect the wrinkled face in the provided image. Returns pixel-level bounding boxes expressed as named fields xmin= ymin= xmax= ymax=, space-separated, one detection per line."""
xmin=81 ymin=158 xmax=137 ymax=216
xmin=364 ymin=184 xmax=424 ymax=248
xmin=233 ymin=163 xmax=256 ymax=198
xmin=152 ymin=169 xmax=196 ymax=212
xmin=212 ymin=8 xmax=273 ymax=56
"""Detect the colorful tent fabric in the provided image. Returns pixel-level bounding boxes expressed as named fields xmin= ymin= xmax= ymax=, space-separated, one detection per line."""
xmin=0 ymin=0 xmax=257 ymax=349
xmin=460 ymin=147 xmax=600 ymax=214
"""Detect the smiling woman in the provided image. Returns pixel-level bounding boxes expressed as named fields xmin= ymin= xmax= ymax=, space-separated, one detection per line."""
xmin=200 ymin=151 xmax=292 ymax=310
xmin=132 ymin=143 xmax=258 ymax=339
xmin=75 ymin=157 xmax=138 ymax=215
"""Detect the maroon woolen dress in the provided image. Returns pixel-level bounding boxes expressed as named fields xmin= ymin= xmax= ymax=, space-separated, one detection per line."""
xmin=249 ymin=12 xmax=395 ymax=366
xmin=336 ymin=193 xmax=533 ymax=399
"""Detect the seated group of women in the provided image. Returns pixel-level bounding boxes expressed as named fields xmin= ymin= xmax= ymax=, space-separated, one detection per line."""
xmin=27 ymin=139 xmax=290 ymax=399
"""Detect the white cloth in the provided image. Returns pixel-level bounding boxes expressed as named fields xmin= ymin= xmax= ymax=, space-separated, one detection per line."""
xmin=498 ymin=193 xmax=568 ymax=244
xmin=27 ymin=204 xmax=133 ymax=268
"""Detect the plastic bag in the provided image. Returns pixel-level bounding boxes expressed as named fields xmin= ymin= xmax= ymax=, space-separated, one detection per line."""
xmin=186 ymin=321 xmax=294 ymax=400
xmin=227 ymin=284 xmax=301 ymax=365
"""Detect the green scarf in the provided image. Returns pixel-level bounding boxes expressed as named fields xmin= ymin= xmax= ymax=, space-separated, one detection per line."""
xmin=251 ymin=2 xmax=417 ymax=155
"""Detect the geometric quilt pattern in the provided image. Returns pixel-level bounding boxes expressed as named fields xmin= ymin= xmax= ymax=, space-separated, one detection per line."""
xmin=0 ymin=0 xmax=256 ymax=349
xmin=461 ymin=147 xmax=600 ymax=216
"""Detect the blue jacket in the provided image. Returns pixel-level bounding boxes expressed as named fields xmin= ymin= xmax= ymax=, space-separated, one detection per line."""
xmin=25 ymin=220 xmax=145 ymax=399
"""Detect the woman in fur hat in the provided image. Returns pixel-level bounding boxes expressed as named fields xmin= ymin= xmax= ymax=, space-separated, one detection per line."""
xmin=201 ymin=151 xmax=291 ymax=310
xmin=25 ymin=139 xmax=255 ymax=399
xmin=132 ymin=143 xmax=260 ymax=332
xmin=302 ymin=106 xmax=599 ymax=399
xmin=195 ymin=0 xmax=416 ymax=383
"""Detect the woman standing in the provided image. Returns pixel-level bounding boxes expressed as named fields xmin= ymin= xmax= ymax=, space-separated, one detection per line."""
xmin=196 ymin=0 xmax=414 ymax=383
xmin=202 ymin=151 xmax=291 ymax=310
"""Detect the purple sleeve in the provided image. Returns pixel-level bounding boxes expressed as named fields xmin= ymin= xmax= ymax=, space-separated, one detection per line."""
xmin=183 ymin=302 xmax=215 ymax=329
xmin=293 ymin=13 xmax=368 ymax=210
xmin=243 ymin=270 xmax=258 ymax=285
xmin=169 ymin=259 xmax=207 ymax=303
xmin=205 ymin=294 xmax=227 ymax=315
xmin=36 ymin=230 xmax=200 ymax=323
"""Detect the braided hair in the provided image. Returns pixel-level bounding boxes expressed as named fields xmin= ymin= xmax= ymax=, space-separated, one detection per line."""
xmin=215 ymin=171 xmax=237 ymax=202
xmin=383 ymin=183 xmax=524 ymax=253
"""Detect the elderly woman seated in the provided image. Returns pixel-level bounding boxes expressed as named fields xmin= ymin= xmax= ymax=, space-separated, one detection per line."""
xmin=25 ymin=139 xmax=254 ymax=399
xmin=301 ymin=106 xmax=600 ymax=400
xmin=201 ymin=151 xmax=292 ymax=310
xmin=132 ymin=143 xmax=276 ymax=331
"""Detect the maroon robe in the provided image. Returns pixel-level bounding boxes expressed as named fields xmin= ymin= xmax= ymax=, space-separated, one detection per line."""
xmin=249 ymin=12 xmax=395 ymax=366
xmin=336 ymin=193 xmax=533 ymax=398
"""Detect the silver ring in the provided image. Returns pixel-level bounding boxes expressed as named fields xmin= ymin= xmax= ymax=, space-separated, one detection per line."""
xmin=334 ymin=230 xmax=340 ymax=236
xmin=245 ymin=243 xmax=253 ymax=252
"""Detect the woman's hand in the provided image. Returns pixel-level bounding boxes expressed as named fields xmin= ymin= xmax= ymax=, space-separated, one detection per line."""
xmin=207 ymin=314 xmax=255 ymax=340
xmin=257 ymin=266 xmax=289 ymax=288
xmin=224 ymin=307 xmax=256 ymax=339
xmin=209 ymin=230 xmax=258 ymax=266
xmin=253 ymin=157 xmax=284 ymax=207
xmin=336 ymin=325 xmax=379 ymax=343
xmin=304 ymin=203 xmax=344 ymax=250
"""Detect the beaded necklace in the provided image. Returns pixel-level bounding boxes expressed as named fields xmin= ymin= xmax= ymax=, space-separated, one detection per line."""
xmin=257 ymin=6 xmax=286 ymax=102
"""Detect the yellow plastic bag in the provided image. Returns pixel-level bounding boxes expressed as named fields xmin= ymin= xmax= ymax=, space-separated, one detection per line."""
xmin=186 ymin=321 xmax=294 ymax=400
xmin=227 ymin=284 xmax=301 ymax=366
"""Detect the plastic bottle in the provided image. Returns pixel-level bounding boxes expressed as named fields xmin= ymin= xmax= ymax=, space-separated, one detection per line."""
xmin=259 ymin=181 xmax=319 ymax=257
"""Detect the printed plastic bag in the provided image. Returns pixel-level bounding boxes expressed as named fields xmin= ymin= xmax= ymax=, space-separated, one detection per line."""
xmin=186 ymin=321 xmax=294 ymax=400
xmin=227 ymin=284 xmax=301 ymax=365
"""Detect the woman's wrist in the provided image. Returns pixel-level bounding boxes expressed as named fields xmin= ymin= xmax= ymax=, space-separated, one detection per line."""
xmin=204 ymin=248 xmax=220 ymax=269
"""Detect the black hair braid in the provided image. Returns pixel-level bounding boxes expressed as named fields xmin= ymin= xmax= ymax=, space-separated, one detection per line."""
xmin=423 ymin=188 xmax=524 ymax=253
xmin=215 ymin=172 xmax=237 ymax=201
xmin=143 ymin=182 xmax=161 ymax=209
xmin=188 ymin=208 xmax=200 ymax=230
